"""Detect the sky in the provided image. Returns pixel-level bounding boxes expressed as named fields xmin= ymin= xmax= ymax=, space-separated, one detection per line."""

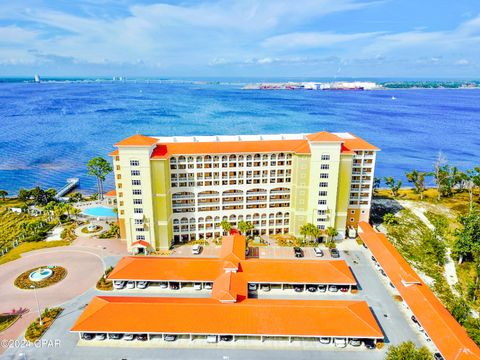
xmin=1 ymin=0 xmax=480 ymax=78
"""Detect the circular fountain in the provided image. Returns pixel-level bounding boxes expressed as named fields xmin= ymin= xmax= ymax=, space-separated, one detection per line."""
xmin=28 ymin=268 xmax=53 ymax=282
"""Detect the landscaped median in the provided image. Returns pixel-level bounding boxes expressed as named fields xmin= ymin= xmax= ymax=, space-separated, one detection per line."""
xmin=14 ymin=265 xmax=67 ymax=289
xmin=96 ymin=266 xmax=114 ymax=291
xmin=0 ymin=314 xmax=20 ymax=333
xmin=25 ymin=307 xmax=63 ymax=343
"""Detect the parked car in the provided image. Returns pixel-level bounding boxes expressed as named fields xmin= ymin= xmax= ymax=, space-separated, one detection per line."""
xmin=328 ymin=285 xmax=338 ymax=292
xmin=126 ymin=281 xmax=135 ymax=289
xmin=192 ymin=244 xmax=201 ymax=255
xmin=108 ymin=333 xmax=123 ymax=340
xmin=349 ymin=338 xmax=362 ymax=347
xmin=123 ymin=334 xmax=135 ymax=341
xmin=329 ymin=248 xmax=340 ymax=258
xmin=82 ymin=333 xmax=94 ymax=340
xmin=193 ymin=282 xmax=202 ymax=291
xmin=261 ymin=284 xmax=271 ymax=292
xmin=307 ymin=285 xmax=317 ymax=292
xmin=434 ymin=353 xmax=444 ymax=360
xmin=159 ymin=282 xmax=168 ymax=289
xmin=389 ymin=282 xmax=395 ymax=289
xmin=95 ymin=333 xmax=106 ymax=341
xmin=294 ymin=285 xmax=304 ymax=292
xmin=411 ymin=315 xmax=423 ymax=330
xmin=364 ymin=339 xmax=376 ymax=349
xmin=340 ymin=287 xmax=349 ymax=293
xmin=136 ymin=334 xmax=148 ymax=341
xmin=137 ymin=281 xmax=149 ymax=289
xmin=220 ymin=335 xmax=233 ymax=342
xmin=380 ymin=269 xmax=387 ymax=277
xmin=164 ymin=334 xmax=177 ymax=342
xmin=319 ymin=337 xmax=331 ymax=344
xmin=248 ymin=283 xmax=258 ymax=291
xmin=318 ymin=285 xmax=327 ymax=292
xmin=170 ymin=282 xmax=180 ymax=290
xmin=113 ymin=281 xmax=125 ymax=290
xmin=314 ymin=247 xmax=324 ymax=257
xmin=246 ymin=247 xmax=250 ymax=256
xmin=207 ymin=335 xmax=218 ymax=343
xmin=334 ymin=337 xmax=347 ymax=348
xmin=204 ymin=282 xmax=213 ymax=290
xmin=294 ymin=247 xmax=304 ymax=258
xmin=371 ymin=255 xmax=376 ymax=262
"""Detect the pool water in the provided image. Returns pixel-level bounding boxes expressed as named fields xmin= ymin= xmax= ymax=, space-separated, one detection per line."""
xmin=29 ymin=268 xmax=53 ymax=282
xmin=82 ymin=206 xmax=117 ymax=218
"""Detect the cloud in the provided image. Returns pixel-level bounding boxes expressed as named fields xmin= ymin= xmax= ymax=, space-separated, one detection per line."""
xmin=263 ymin=31 xmax=381 ymax=50
xmin=0 ymin=25 xmax=39 ymax=44
xmin=455 ymin=59 xmax=470 ymax=66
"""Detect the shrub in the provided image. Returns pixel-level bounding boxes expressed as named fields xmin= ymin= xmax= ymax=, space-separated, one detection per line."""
xmin=99 ymin=223 xmax=120 ymax=239
xmin=24 ymin=307 xmax=63 ymax=342
xmin=96 ymin=266 xmax=114 ymax=291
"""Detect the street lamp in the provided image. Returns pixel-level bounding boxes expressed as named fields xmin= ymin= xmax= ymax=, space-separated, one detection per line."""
xmin=30 ymin=285 xmax=43 ymax=326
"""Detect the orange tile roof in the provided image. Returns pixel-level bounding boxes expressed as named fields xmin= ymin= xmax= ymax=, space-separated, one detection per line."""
xmin=358 ymin=222 xmax=480 ymax=360
xmin=242 ymin=259 xmax=356 ymax=285
xmin=115 ymin=134 xmax=158 ymax=147
xmin=212 ymin=272 xmax=247 ymax=303
xmin=104 ymin=190 xmax=116 ymax=197
xmin=342 ymin=134 xmax=380 ymax=151
xmin=107 ymin=257 xmax=223 ymax=282
xmin=108 ymin=149 xmax=119 ymax=156
xmin=306 ymin=131 xmax=342 ymax=142
xmin=71 ymin=296 xmax=383 ymax=338
xmin=220 ymin=234 xmax=246 ymax=263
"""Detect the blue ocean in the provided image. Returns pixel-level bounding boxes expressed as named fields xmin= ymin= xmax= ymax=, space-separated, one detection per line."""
xmin=0 ymin=80 xmax=479 ymax=194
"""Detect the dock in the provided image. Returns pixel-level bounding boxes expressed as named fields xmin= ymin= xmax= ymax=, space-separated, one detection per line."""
xmin=55 ymin=178 xmax=79 ymax=200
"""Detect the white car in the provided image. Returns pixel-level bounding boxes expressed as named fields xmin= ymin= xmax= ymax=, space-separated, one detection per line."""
xmin=207 ymin=335 xmax=218 ymax=343
xmin=349 ymin=338 xmax=362 ymax=347
xmin=137 ymin=281 xmax=149 ymax=289
xmin=204 ymin=282 xmax=213 ymax=290
xmin=113 ymin=281 xmax=125 ymax=290
xmin=123 ymin=334 xmax=135 ymax=341
xmin=314 ymin=247 xmax=324 ymax=257
xmin=159 ymin=282 xmax=168 ymax=289
xmin=95 ymin=333 xmax=106 ymax=341
xmin=334 ymin=338 xmax=347 ymax=348
xmin=192 ymin=244 xmax=201 ymax=255
xmin=248 ymin=283 xmax=258 ymax=291
xmin=319 ymin=337 xmax=331 ymax=344
xmin=126 ymin=281 xmax=135 ymax=289
xmin=193 ymin=283 xmax=202 ymax=291
xmin=328 ymin=285 xmax=338 ymax=292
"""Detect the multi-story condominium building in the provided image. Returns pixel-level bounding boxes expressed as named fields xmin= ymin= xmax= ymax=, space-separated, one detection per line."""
xmin=109 ymin=131 xmax=379 ymax=253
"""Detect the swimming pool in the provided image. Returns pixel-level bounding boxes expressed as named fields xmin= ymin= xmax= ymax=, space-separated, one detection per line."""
xmin=82 ymin=206 xmax=117 ymax=218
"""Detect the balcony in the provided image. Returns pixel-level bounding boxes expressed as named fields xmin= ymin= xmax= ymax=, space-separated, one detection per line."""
xmin=198 ymin=193 xmax=220 ymax=198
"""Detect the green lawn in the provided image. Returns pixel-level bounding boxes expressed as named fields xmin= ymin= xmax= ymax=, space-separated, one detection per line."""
xmin=0 ymin=314 xmax=19 ymax=332
xmin=0 ymin=240 xmax=70 ymax=266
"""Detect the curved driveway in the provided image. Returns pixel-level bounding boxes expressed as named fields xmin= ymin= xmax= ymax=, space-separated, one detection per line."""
xmin=0 ymin=249 xmax=104 ymax=351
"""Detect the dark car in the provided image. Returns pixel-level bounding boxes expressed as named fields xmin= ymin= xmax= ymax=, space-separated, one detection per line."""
xmin=380 ymin=269 xmax=387 ymax=277
xmin=136 ymin=334 xmax=148 ymax=341
xmin=307 ymin=285 xmax=317 ymax=292
xmin=364 ymin=339 xmax=376 ymax=349
xmin=294 ymin=285 xmax=304 ymax=292
xmin=170 ymin=282 xmax=180 ymax=290
xmin=220 ymin=335 xmax=233 ymax=342
xmin=340 ymin=286 xmax=349 ymax=293
xmin=371 ymin=255 xmax=376 ymax=262
xmin=434 ymin=353 xmax=444 ymax=360
xmin=108 ymin=333 xmax=123 ymax=340
xmin=82 ymin=333 xmax=94 ymax=340
xmin=330 ymin=248 xmax=340 ymax=258
xmin=294 ymin=247 xmax=304 ymax=258
xmin=411 ymin=315 xmax=422 ymax=329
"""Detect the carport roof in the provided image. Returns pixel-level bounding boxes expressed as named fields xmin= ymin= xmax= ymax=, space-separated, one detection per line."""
xmin=71 ymin=296 xmax=383 ymax=338
xmin=241 ymin=259 xmax=356 ymax=285
xmin=358 ymin=222 xmax=480 ymax=360
xmin=108 ymin=257 xmax=224 ymax=282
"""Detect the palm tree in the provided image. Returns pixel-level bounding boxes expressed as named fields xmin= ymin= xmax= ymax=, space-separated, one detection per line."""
xmin=326 ymin=226 xmax=338 ymax=242
xmin=71 ymin=207 xmax=81 ymax=221
xmin=0 ymin=190 xmax=8 ymax=202
xmin=238 ymin=221 xmax=254 ymax=236
xmin=311 ymin=226 xmax=322 ymax=245
xmin=299 ymin=224 xmax=309 ymax=242
xmin=87 ymin=157 xmax=112 ymax=201
xmin=220 ymin=220 xmax=232 ymax=235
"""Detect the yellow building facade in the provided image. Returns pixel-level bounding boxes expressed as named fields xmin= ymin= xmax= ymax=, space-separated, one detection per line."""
xmin=109 ymin=131 xmax=379 ymax=253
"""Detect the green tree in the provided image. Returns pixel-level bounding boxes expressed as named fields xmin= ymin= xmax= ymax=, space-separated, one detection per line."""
xmin=325 ymin=226 xmax=338 ymax=242
xmin=0 ymin=190 xmax=8 ymax=201
xmin=18 ymin=188 xmax=31 ymax=204
xmin=454 ymin=209 xmax=480 ymax=265
xmin=405 ymin=170 xmax=427 ymax=200
xmin=385 ymin=341 xmax=432 ymax=360
xmin=464 ymin=317 xmax=480 ymax=345
xmin=71 ymin=207 xmax=81 ymax=221
xmin=300 ymin=223 xmax=318 ymax=245
xmin=464 ymin=167 xmax=480 ymax=213
xmin=383 ymin=213 xmax=397 ymax=225
xmin=220 ymin=220 xmax=232 ymax=235
xmin=384 ymin=177 xmax=402 ymax=197
xmin=448 ymin=297 xmax=471 ymax=325
xmin=373 ymin=177 xmax=381 ymax=193
xmin=87 ymin=157 xmax=113 ymax=200
xmin=237 ymin=221 xmax=254 ymax=236
xmin=431 ymin=152 xmax=452 ymax=200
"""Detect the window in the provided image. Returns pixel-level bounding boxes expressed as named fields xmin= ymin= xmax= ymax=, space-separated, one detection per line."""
xmin=317 ymin=225 xmax=325 ymax=230
xmin=319 ymin=182 xmax=328 ymax=188
xmin=132 ymin=179 xmax=141 ymax=186
xmin=115 ymin=156 xmax=120 ymax=161
xmin=132 ymin=189 xmax=142 ymax=195
xmin=350 ymin=218 xmax=355 ymax=222
xmin=119 ymin=192 xmax=123 ymax=198
xmin=118 ymin=183 xmax=122 ymax=188
xmin=134 ymin=208 xmax=143 ymax=214
xmin=120 ymin=210 xmax=124 ymax=215
xmin=321 ymin=154 xmax=330 ymax=161
xmin=136 ymin=235 xmax=145 ymax=241
xmin=320 ymin=173 xmax=329 ymax=179
xmin=131 ymin=170 xmax=140 ymax=176
xmin=130 ymin=160 xmax=140 ymax=166
xmin=350 ymin=210 xmax=355 ymax=214
xmin=134 ymin=219 xmax=143 ymax=225
xmin=318 ymin=210 xmax=326 ymax=215
xmin=318 ymin=200 xmax=327 ymax=205
xmin=136 ymin=228 xmax=144 ymax=232
xmin=133 ymin=199 xmax=142 ymax=205
xmin=319 ymin=191 xmax=328 ymax=197
xmin=119 ymin=201 xmax=124 ymax=206
xmin=361 ymin=210 xmax=366 ymax=214
xmin=320 ymin=164 xmax=329 ymax=170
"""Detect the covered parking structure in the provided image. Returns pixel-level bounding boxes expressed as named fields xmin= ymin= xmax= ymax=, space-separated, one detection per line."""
xmin=71 ymin=296 xmax=383 ymax=344
xmin=358 ymin=222 xmax=480 ymax=360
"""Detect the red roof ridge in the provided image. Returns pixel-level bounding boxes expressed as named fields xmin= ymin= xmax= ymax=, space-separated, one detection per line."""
xmin=115 ymin=134 xmax=158 ymax=147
